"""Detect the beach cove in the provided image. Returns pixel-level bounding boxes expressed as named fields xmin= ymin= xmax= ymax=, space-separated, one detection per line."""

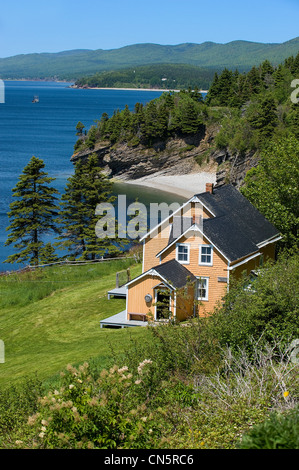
xmin=0 ymin=80 xmax=215 ymax=270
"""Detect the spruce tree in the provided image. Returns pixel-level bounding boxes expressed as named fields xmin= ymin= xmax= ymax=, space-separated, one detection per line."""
xmin=5 ymin=156 xmax=59 ymax=266
xmin=57 ymin=154 xmax=123 ymax=260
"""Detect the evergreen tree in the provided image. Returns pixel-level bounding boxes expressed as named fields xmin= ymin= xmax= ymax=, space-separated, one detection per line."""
xmin=5 ymin=156 xmax=59 ymax=266
xmin=57 ymin=154 xmax=123 ymax=260
xmin=241 ymin=135 xmax=299 ymax=250
xmin=39 ymin=242 xmax=60 ymax=264
xmin=247 ymin=95 xmax=278 ymax=140
xmin=76 ymin=121 xmax=85 ymax=136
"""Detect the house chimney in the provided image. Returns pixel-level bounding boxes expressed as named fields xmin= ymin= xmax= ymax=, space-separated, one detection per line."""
xmin=206 ymin=183 xmax=213 ymax=194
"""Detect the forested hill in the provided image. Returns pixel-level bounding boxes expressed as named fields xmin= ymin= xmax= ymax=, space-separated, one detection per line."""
xmin=73 ymin=52 xmax=299 ymax=156
xmin=1 ymin=38 xmax=299 ymax=80
xmin=74 ymin=64 xmax=215 ymax=91
xmin=72 ymin=52 xmax=299 ymax=198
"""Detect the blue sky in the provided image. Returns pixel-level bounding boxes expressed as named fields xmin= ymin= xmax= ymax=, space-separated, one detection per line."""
xmin=0 ymin=0 xmax=298 ymax=58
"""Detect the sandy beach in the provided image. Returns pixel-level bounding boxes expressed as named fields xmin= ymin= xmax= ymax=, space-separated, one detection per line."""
xmin=121 ymin=171 xmax=217 ymax=199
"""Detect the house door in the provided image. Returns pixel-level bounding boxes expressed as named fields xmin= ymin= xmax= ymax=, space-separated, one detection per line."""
xmin=155 ymin=289 xmax=171 ymax=320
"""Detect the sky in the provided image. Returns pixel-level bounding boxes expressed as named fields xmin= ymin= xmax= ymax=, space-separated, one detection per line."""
xmin=0 ymin=0 xmax=298 ymax=58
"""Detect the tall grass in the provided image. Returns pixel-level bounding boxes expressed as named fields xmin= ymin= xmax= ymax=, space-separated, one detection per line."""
xmin=0 ymin=258 xmax=133 ymax=308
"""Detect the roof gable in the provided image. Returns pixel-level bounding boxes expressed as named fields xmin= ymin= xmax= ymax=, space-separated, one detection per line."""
xmin=195 ymin=185 xmax=280 ymax=246
xmin=127 ymin=259 xmax=196 ymax=290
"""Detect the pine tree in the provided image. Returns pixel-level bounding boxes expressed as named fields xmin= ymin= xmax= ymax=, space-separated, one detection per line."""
xmin=39 ymin=242 xmax=60 ymax=264
xmin=5 ymin=156 xmax=59 ymax=266
xmin=57 ymin=154 xmax=124 ymax=260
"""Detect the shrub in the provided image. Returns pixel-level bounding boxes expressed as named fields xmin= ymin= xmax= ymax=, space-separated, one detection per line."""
xmin=0 ymin=376 xmax=43 ymax=447
xmin=207 ymin=252 xmax=299 ymax=353
xmin=239 ymin=406 xmax=299 ymax=449
xmin=24 ymin=360 xmax=164 ymax=449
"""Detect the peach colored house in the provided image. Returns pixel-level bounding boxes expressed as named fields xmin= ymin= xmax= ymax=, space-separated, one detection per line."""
xmin=102 ymin=184 xmax=281 ymax=327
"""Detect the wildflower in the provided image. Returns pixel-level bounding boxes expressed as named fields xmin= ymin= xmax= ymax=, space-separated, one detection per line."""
xmin=28 ymin=413 xmax=39 ymax=426
xmin=39 ymin=432 xmax=45 ymax=439
xmin=283 ymin=391 xmax=289 ymax=398
xmin=137 ymin=359 xmax=152 ymax=375
xmin=41 ymin=419 xmax=49 ymax=426
xmin=15 ymin=440 xmax=23 ymax=445
xmin=41 ymin=426 xmax=47 ymax=432
xmin=135 ymin=379 xmax=142 ymax=385
xmin=54 ymin=390 xmax=60 ymax=395
xmin=100 ymin=368 xmax=108 ymax=378
xmin=88 ymin=397 xmax=98 ymax=407
xmin=69 ymin=384 xmax=75 ymax=390
xmin=109 ymin=365 xmax=118 ymax=375
xmin=117 ymin=366 xmax=129 ymax=374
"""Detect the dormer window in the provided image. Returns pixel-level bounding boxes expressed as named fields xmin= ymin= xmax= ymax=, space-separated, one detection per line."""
xmin=176 ymin=243 xmax=190 ymax=264
xmin=199 ymin=244 xmax=213 ymax=266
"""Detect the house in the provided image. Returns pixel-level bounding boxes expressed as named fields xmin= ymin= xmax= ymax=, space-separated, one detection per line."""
xmin=102 ymin=183 xmax=281 ymax=327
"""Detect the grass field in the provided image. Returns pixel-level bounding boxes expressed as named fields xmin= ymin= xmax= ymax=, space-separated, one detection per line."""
xmin=0 ymin=259 xmax=144 ymax=387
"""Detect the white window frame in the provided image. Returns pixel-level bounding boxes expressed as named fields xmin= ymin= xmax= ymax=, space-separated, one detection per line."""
xmin=199 ymin=244 xmax=213 ymax=266
xmin=196 ymin=276 xmax=209 ymax=301
xmin=176 ymin=243 xmax=190 ymax=264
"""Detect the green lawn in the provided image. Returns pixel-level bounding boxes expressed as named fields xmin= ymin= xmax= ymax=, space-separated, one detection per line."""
xmin=0 ymin=260 xmax=144 ymax=387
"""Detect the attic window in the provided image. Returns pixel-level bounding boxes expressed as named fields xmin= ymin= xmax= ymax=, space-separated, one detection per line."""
xmin=176 ymin=243 xmax=190 ymax=264
xmin=199 ymin=245 xmax=213 ymax=266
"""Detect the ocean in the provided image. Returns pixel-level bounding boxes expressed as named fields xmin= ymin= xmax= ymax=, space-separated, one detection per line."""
xmin=0 ymin=81 xmax=186 ymax=271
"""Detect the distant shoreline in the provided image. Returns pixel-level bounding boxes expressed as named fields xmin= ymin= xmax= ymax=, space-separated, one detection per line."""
xmin=70 ymin=85 xmax=209 ymax=93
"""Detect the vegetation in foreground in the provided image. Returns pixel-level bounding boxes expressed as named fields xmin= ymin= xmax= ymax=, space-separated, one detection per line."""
xmin=0 ymin=252 xmax=298 ymax=449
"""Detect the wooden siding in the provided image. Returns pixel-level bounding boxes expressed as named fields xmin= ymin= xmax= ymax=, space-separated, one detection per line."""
xmin=127 ymin=274 xmax=174 ymax=321
xmin=143 ymin=224 xmax=170 ymax=272
xmin=160 ymin=233 xmax=228 ymax=316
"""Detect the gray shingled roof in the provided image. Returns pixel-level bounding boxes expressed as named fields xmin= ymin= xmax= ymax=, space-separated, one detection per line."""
xmin=196 ymin=185 xmax=279 ymax=247
xmin=152 ymin=259 xmax=196 ymax=289
xmin=156 ymin=185 xmax=280 ymax=263
xmin=203 ymin=215 xmax=259 ymax=262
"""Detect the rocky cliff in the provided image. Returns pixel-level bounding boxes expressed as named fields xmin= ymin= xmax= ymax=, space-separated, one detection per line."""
xmin=70 ymin=126 xmax=259 ymax=189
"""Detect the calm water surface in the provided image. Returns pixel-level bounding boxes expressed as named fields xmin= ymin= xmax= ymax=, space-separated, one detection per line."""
xmin=0 ymin=81 xmax=186 ymax=271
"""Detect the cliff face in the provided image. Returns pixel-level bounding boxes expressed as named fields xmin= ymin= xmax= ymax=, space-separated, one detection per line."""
xmin=70 ymin=127 xmax=259 ymax=189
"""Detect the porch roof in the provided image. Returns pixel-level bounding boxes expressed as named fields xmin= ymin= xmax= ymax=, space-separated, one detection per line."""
xmin=100 ymin=310 xmax=148 ymax=328
xmin=153 ymin=259 xmax=196 ymax=289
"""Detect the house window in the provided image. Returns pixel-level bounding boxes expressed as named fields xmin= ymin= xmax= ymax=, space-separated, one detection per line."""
xmin=197 ymin=277 xmax=209 ymax=301
xmin=176 ymin=243 xmax=190 ymax=264
xmin=199 ymin=245 xmax=213 ymax=265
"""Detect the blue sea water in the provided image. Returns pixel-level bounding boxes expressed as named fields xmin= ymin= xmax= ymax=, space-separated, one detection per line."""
xmin=0 ymin=81 xmax=186 ymax=271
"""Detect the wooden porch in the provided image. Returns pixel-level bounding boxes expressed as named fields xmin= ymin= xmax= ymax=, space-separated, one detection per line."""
xmin=100 ymin=310 xmax=148 ymax=328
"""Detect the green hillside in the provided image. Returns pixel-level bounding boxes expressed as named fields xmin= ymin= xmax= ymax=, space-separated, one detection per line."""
xmin=1 ymin=38 xmax=299 ymax=80
xmin=75 ymin=63 xmax=216 ymax=90
xmin=0 ymin=259 xmax=143 ymax=387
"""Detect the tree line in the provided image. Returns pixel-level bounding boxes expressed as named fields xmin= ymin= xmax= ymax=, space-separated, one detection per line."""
xmin=75 ymin=88 xmax=205 ymax=152
xmin=4 ymin=155 xmax=126 ymax=267
xmin=75 ymin=63 xmax=216 ymax=91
